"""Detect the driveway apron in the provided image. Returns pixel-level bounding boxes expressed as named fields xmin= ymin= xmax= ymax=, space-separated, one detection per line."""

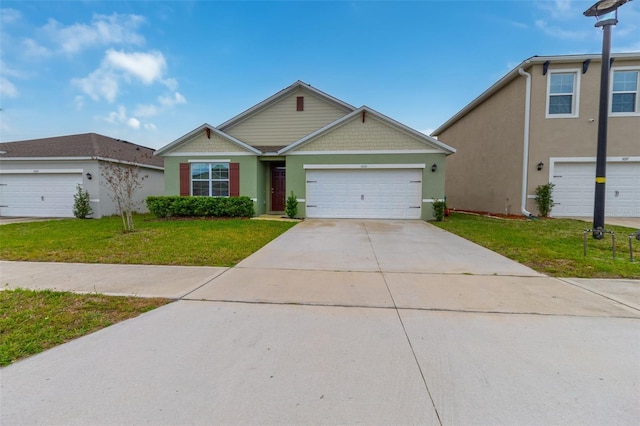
xmin=2 ymin=219 xmax=639 ymax=425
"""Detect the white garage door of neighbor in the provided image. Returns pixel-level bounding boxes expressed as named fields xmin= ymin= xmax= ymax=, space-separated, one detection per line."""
xmin=552 ymin=161 xmax=640 ymax=217
xmin=306 ymin=168 xmax=423 ymax=219
xmin=0 ymin=173 xmax=83 ymax=217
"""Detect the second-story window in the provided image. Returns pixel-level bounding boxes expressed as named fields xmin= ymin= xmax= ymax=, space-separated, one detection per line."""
xmin=612 ymin=69 xmax=639 ymax=114
xmin=547 ymin=71 xmax=579 ymax=117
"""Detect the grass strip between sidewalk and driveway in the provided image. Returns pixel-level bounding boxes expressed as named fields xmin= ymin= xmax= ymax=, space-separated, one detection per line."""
xmin=0 ymin=288 xmax=170 ymax=366
xmin=432 ymin=212 xmax=639 ymax=279
xmin=0 ymin=215 xmax=297 ymax=266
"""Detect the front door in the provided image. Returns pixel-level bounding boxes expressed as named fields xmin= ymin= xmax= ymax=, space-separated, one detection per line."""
xmin=271 ymin=165 xmax=286 ymax=212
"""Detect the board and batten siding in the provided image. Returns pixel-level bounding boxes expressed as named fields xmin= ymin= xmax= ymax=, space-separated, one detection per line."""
xmin=223 ymin=89 xmax=352 ymax=147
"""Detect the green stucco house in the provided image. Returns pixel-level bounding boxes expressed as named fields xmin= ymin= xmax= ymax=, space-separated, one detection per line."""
xmin=155 ymin=81 xmax=455 ymax=220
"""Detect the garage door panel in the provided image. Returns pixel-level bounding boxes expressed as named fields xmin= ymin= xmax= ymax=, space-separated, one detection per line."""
xmin=552 ymin=161 xmax=639 ymax=217
xmin=306 ymin=169 xmax=422 ymax=219
xmin=0 ymin=173 xmax=82 ymax=217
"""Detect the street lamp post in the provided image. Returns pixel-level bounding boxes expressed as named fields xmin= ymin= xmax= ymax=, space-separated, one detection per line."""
xmin=583 ymin=0 xmax=631 ymax=239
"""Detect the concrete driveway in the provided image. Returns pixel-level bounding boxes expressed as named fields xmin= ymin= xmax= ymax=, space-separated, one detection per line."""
xmin=2 ymin=219 xmax=639 ymax=425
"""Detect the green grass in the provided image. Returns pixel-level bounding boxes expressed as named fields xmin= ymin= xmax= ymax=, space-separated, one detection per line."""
xmin=0 ymin=288 xmax=170 ymax=366
xmin=0 ymin=215 xmax=297 ymax=266
xmin=432 ymin=212 xmax=640 ymax=279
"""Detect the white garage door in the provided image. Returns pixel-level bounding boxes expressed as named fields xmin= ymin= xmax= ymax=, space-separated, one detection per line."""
xmin=306 ymin=168 xmax=423 ymax=219
xmin=0 ymin=173 xmax=83 ymax=217
xmin=552 ymin=161 xmax=640 ymax=217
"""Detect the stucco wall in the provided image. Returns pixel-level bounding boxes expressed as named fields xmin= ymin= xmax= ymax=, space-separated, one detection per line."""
xmin=438 ymin=76 xmax=526 ymax=215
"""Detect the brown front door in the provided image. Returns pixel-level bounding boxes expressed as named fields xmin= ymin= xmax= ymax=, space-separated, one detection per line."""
xmin=271 ymin=166 xmax=286 ymax=211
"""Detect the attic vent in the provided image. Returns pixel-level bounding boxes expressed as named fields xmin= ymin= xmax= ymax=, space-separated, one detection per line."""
xmin=296 ymin=96 xmax=304 ymax=111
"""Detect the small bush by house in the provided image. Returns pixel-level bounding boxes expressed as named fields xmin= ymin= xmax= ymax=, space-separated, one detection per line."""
xmin=146 ymin=196 xmax=255 ymax=218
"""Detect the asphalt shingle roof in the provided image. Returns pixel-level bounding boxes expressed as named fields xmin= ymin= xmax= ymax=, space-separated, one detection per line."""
xmin=0 ymin=133 xmax=163 ymax=168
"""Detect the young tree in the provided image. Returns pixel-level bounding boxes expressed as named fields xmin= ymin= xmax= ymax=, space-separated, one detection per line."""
xmin=72 ymin=184 xmax=93 ymax=219
xmin=101 ymin=153 xmax=149 ymax=232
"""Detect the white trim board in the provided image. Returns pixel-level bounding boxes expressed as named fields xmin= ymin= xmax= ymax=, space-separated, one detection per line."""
xmin=289 ymin=149 xmax=442 ymax=155
xmin=0 ymin=169 xmax=83 ymax=174
xmin=303 ymin=164 xmax=426 ymax=170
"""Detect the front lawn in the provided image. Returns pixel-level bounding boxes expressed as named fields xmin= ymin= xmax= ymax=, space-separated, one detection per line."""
xmin=0 ymin=215 xmax=297 ymax=266
xmin=433 ymin=212 xmax=639 ymax=279
xmin=0 ymin=288 xmax=170 ymax=366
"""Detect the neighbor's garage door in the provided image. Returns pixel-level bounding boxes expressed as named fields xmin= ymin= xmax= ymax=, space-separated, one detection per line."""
xmin=0 ymin=173 xmax=82 ymax=217
xmin=306 ymin=168 xmax=422 ymax=219
xmin=552 ymin=161 xmax=640 ymax=217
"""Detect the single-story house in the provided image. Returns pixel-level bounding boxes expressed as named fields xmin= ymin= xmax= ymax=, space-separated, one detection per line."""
xmin=0 ymin=133 xmax=164 ymax=218
xmin=155 ymin=81 xmax=455 ymax=220
xmin=431 ymin=52 xmax=640 ymax=218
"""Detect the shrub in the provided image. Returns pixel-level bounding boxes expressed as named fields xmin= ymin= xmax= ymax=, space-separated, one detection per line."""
xmin=285 ymin=192 xmax=298 ymax=218
xmin=146 ymin=196 xmax=255 ymax=218
xmin=432 ymin=198 xmax=447 ymax=222
xmin=73 ymin=185 xmax=93 ymax=219
xmin=534 ymin=183 xmax=555 ymax=217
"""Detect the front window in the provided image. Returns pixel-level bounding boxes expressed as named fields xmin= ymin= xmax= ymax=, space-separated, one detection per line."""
xmin=612 ymin=70 xmax=639 ymax=114
xmin=191 ymin=163 xmax=229 ymax=196
xmin=547 ymin=71 xmax=578 ymax=117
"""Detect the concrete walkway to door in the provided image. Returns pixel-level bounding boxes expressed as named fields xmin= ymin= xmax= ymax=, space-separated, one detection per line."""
xmin=2 ymin=220 xmax=639 ymax=425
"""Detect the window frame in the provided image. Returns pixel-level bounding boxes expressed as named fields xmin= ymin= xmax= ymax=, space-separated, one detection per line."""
xmin=190 ymin=162 xmax=230 ymax=197
xmin=545 ymin=68 xmax=581 ymax=119
xmin=610 ymin=66 xmax=640 ymax=117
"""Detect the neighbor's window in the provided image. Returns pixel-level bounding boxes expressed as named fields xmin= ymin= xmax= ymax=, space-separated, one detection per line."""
xmin=191 ymin=163 xmax=229 ymax=196
xmin=547 ymin=71 xmax=579 ymax=117
xmin=612 ymin=70 xmax=639 ymax=114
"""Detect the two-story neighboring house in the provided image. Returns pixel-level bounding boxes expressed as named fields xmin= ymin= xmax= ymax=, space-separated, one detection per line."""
xmin=432 ymin=53 xmax=640 ymax=218
xmin=156 ymin=81 xmax=455 ymax=220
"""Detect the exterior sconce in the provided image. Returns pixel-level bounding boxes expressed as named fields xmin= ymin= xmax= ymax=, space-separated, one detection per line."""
xmin=86 ymin=172 xmax=92 ymax=180
xmin=537 ymin=162 xmax=544 ymax=171
xmin=431 ymin=163 xmax=438 ymax=172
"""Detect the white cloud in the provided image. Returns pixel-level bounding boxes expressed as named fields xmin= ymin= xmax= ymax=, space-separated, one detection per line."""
xmin=159 ymin=92 xmax=186 ymax=107
xmin=144 ymin=123 xmax=157 ymax=131
xmin=0 ymin=77 xmax=18 ymax=98
xmin=105 ymin=49 xmax=166 ymax=85
xmin=127 ymin=117 xmax=140 ymax=129
xmin=72 ymin=68 xmax=119 ymax=102
xmin=1 ymin=8 xmax=22 ymax=24
xmin=43 ymin=13 xmax=145 ymax=55
xmin=134 ymin=104 xmax=159 ymax=117
xmin=535 ymin=0 xmax=574 ymax=20
xmin=22 ymin=38 xmax=52 ymax=58
xmin=105 ymin=105 xmax=128 ymax=124
xmin=75 ymin=96 xmax=84 ymax=110
xmin=535 ymin=19 xmax=587 ymax=40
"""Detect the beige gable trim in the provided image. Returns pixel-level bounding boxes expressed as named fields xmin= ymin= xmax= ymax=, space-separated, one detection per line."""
xmin=281 ymin=107 xmax=455 ymax=154
xmin=172 ymin=132 xmax=248 ymax=154
xmin=222 ymin=87 xmax=354 ymax=147
xmin=155 ymin=123 xmax=261 ymax=156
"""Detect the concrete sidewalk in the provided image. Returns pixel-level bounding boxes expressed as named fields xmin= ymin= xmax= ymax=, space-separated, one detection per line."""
xmin=2 ymin=219 xmax=639 ymax=425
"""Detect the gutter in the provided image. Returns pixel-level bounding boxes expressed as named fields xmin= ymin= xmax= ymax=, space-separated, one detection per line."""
xmin=518 ymin=66 xmax=534 ymax=218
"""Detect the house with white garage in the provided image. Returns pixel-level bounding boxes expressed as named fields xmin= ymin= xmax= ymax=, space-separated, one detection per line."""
xmin=0 ymin=133 xmax=164 ymax=218
xmin=431 ymin=52 xmax=640 ymax=218
xmin=155 ymin=80 xmax=455 ymax=220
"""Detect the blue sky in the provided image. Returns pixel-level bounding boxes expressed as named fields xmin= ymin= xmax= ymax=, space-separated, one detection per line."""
xmin=1 ymin=0 xmax=639 ymax=149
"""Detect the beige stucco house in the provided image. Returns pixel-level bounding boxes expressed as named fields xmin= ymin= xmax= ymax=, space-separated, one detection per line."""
xmin=156 ymin=81 xmax=455 ymax=220
xmin=432 ymin=53 xmax=640 ymax=218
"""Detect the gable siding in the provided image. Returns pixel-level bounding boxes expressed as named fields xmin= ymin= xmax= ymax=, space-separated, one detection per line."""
xmin=223 ymin=88 xmax=351 ymax=147
xmin=172 ymin=132 xmax=248 ymax=153
xmin=295 ymin=116 xmax=431 ymax=152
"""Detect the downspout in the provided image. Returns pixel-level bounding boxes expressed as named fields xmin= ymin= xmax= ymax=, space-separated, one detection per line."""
xmin=518 ymin=66 xmax=534 ymax=218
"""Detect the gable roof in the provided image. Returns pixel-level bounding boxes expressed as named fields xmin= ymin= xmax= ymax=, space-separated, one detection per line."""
xmin=0 ymin=133 xmax=164 ymax=168
xmin=431 ymin=52 xmax=640 ymax=136
xmin=154 ymin=123 xmax=262 ymax=156
xmin=217 ymin=80 xmax=356 ymax=131
xmin=280 ymin=106 xmax=456 ymax=155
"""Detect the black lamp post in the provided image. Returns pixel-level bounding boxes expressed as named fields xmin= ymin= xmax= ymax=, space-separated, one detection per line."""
xmin=583 ymin=0 xmax=631 ymax=239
